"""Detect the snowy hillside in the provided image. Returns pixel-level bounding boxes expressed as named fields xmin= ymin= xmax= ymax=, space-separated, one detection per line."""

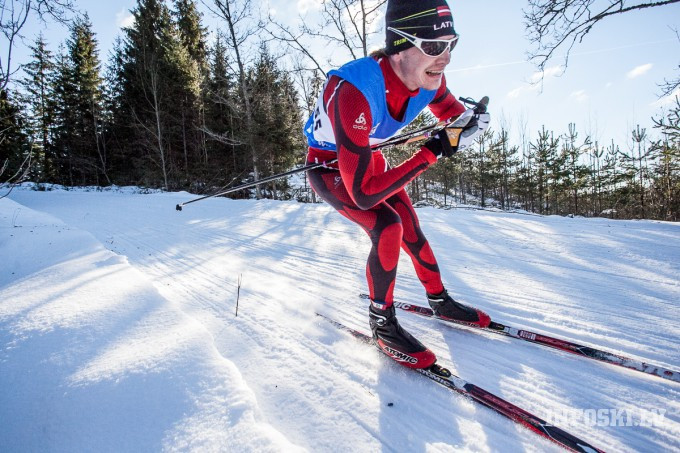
xmin=1 ymin=185 xmax=679 ymax=452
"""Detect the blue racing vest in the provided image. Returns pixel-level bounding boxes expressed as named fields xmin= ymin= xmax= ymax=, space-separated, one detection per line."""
xmin=304 ymin=57 xmax=437 ymax=151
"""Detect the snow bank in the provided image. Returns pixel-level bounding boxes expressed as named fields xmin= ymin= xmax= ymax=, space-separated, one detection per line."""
xmin=0 ymin=197 xmax=302 ymax=452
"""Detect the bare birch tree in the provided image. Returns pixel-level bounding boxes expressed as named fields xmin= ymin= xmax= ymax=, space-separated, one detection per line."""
xmin=1 ymin=0 xmax=75 ymax=90
xmin=524 ymin=0 xmax=680 ymax=86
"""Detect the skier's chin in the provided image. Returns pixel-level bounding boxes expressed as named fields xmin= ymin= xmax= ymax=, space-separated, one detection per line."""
xmin=422 ymin=72 xmax=443 ymax=90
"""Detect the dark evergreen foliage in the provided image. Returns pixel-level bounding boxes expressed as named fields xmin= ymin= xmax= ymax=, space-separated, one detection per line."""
xmin=17 ymin=34 xmax=55 ymax=182
xmin=0 ymin=89 xmax=28 ymax=180
xmin=2 ymin=0 xmax=678 ymax=221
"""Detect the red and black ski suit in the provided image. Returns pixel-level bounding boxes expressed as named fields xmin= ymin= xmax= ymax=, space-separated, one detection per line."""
xmin=306 ymin=56 xmax=465 ymax=304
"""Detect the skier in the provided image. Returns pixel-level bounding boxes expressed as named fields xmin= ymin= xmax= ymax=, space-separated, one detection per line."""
xmin=304 ymin=0 xmax=491 ymax=370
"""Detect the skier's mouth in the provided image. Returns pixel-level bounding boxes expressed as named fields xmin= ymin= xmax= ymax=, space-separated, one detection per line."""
xmin=425 ymin=69 xmax=444 ymax=77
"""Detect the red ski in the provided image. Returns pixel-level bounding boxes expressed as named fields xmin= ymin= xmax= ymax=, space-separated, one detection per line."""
xmin=317 ymin=312 xmax=604 ymax=453
xmin=359 ymin=294 xmax=679 ymax=383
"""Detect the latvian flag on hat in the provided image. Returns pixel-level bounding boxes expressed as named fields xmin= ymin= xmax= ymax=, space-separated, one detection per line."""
xmin=437 ymin=5 xmax=451 ymax=17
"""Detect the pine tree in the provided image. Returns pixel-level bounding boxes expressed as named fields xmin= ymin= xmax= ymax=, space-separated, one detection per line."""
xmin=120 ymin=0 xmax=176 ymax=189
xmin=562 ymin=123 xmax=591 ymax=215
xmin=0 ymin=89 xmax=28 ymax=182
xmin=469 ymin=129 xmax=495 ymax=208
xmin=588 ymin=140 xmax=605 ymax=215
xmin=17 ymin=34 xmax=55 ymax=182
xmin=69 ymin=14 xmax=107 ymax=185
xmin=117 ymin=0 xmax=208 ymax=189
xmin=204 ymin=33 xmax=244 ymax=186
xmin=102 ymin=37 xmax=128 ymax=182
xmin=208 ymin=0 xmax=262 ymax=198
xmin=173 ymin=0 xmax=208 ymax=70
xmin=619 ymin=126 xmax=655 ymax=218
xmin=531 ymin=127 xmax=561 ymax=214
xmin=492 ymin=127 xmax=520 ymax=210
xmin=169 ymin=0 xmax=207 ymax=185
xmin=651 ymin=101 xmax=680 ymax=220
xmin=51 ymin=45 xmax=77 ymax=185
xmin=247 ymin=45 xmax=303 ymax=199
xmin=49 ymin=16 xmax=106 ymax=186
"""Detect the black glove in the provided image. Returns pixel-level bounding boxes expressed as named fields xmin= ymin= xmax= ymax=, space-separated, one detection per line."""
xmin=423 ymin=108 xmax=491 ymax=159
xmin=423 ymin=128 xmax=456 ymax=158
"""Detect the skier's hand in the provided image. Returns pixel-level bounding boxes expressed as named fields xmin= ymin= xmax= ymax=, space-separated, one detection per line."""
xmin=455 ymin=108 xmax=490 ymax=152
xmin=424 ymin=108 xmax=490 ymax=159
xmin=423 ymin=127 xmax=455 ymax=158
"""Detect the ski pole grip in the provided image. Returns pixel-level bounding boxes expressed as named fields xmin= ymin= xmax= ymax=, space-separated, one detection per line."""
xmin=475 ymin=96 xmax=489 ymax=114
xmin=458 ymin=96 xmax=489 ymax=114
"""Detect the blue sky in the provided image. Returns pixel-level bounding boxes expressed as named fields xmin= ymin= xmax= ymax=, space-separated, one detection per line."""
xmin=6 ymin=0 xmax=680 ymax=149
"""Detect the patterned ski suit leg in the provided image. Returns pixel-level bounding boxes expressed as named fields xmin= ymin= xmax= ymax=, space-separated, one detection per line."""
xmin=386 ymin=189 xmax=445 ymax=296
xmin=308 ymin=166 xmax=444 ymax=303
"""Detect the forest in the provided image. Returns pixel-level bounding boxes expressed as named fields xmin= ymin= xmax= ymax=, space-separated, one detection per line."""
xmin=1 ymin=0 xmax=679 ymax=220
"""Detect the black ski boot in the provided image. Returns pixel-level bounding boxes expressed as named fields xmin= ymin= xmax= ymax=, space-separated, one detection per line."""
xmin=369 ymin=301 xmax=436 ymax=369
xmin=426 ymin=289 xmax=491 ymax=327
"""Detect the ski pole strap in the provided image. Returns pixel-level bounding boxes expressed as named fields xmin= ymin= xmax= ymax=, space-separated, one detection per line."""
xmin=459 ymin=96 xmax=489 ymax=114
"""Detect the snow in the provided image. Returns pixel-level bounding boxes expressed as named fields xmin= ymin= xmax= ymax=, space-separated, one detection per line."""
xmin=1 ymin=184 xmax=679 ymax=452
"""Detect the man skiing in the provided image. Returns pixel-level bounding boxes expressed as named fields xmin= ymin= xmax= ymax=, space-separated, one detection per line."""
xmin=304 ymin=0 xmax=491 ymax=370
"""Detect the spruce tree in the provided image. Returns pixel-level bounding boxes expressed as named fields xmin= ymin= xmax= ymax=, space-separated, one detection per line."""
xmin=173 ymin=0 xmax=208 ymax=71
xmin=119 ymin=0 xmax=208 ymax=189
xmin=51 ymin=45 xmax=77 ymax=185
xmin=101 ymin=37 xmax=128 ymax=183
xmin=17 ymin=34 xmax=55 ymax=182
xmin=247 ymin=45 xmax=303 ymax=199
xmin=562 ymin=123 xmax=591 ymax=215
xmin=651 ymin=100 xmax=680 ymax=220
xmin=120 ymin=0 xmax=178 ymax=189
xmin=69 ymin=14 xmax=107 ymax=185
xmin=49 ymin=16 xmax=106 ymax=186
xmin=204 ymin=34 xmax=243 ymax=185
xmin=0 ymin=89 xmax=28 ymax=182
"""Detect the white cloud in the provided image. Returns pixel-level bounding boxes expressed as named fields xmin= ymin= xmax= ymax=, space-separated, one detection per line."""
xmin=507 ymin=65 xmax=563 ymax=99
xmin=528 ymin=65 xmax=564 ymax=83
xmin=116 ymin=9 xmax=135 ymax=28
xmin=570 ymin=90 xmax=588 ymax=103
xmin=651 ymin=87 xmax=680 ymax=108
xmin=543 ymin=65 xmax=564 ymax=78
xmin=297 ymin=0 xmax=322 ymax=14
xmin=507 ymin=87 xmax=526 ymax=99
xmin=627 ymin=63 xmax=653 ymax=79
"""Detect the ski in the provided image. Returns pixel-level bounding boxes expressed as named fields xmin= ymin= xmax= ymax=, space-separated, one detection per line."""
xmin=359 ymin=294 xmax=679 ymax=383
xmin=316 ymin=312 xmax=604 ymax=453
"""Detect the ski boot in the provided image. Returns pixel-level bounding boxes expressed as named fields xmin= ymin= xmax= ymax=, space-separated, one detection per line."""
xmin=426 ymin=289 xmax=491 ymax=328
xmin=369 ymin=301 xmax=437 ymax=369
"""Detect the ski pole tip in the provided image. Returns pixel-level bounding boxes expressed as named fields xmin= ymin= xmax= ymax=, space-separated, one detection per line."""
xmin=176 ymin=204 xmax=183 ymax=211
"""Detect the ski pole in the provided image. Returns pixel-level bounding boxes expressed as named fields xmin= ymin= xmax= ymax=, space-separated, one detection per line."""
xmin=378 ymin=96 xmax=488 ymax=148
xmin=175 ymin=96 xmax=489 ymax=211
xmin=377 ymin=120 xmax=449 ymax=148
xmin=175 ymin=159 xmax=338 ymax=211
xmin=174 ymin=126 xmax=436 ymax=211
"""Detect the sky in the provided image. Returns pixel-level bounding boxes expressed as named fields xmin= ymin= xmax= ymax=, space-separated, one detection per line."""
xmin=4 ymin=0 xmax=680 ymax=149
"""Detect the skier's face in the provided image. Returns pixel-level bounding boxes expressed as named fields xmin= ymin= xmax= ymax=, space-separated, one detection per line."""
xmin=390 ymin=36 xmax=454 ymax=91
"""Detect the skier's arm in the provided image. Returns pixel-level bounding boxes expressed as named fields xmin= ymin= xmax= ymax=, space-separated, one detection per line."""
xmin=428 ymin=75 xmax=465 ymax=121
xmin=330 ymin=79 xmax=436 ymax=210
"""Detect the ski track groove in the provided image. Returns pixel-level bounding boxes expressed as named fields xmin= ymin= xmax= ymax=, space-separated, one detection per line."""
xmin=6 ymin=191 xmax=679 ymax=452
